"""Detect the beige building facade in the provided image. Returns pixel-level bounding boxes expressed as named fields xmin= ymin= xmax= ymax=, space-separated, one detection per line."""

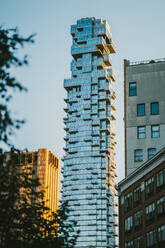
xmin=124 ymin=59 xmax=165 ymax=176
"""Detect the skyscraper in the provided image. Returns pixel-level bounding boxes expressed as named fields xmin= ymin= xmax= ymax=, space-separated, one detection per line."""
xmin=124 ymin=59 xmax=165 ymax=176
xmin=63 ymin=17 xmax=117 ymax=247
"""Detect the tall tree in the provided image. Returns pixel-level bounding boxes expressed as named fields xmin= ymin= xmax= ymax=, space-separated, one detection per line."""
xmin=0 ymin=26 xmax=34 ymax=148
xmin=0 ymin=27 xmax=79 ymax=248
xmin=0 ymin=150 xmax=79 ymax=248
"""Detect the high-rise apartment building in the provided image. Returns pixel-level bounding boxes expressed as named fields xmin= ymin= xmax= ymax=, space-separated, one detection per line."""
xmin=124 ymin=59 xmax=165 ymax=176
xmin=63 ymin=17 xmax=117 ymax=247
xmin=21 ymin=148 xmax=59 ymax=215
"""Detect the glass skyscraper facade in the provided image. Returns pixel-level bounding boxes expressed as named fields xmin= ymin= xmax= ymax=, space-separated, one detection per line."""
xmin=63 ymin=17 xmax=117 ymax=248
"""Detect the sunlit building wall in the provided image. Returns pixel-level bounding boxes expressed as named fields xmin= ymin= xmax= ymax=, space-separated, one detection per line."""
xmin=21 ymin=148 xmax=59 ymax=215
xmin=63 ymin=17 xmax=117 ymax=248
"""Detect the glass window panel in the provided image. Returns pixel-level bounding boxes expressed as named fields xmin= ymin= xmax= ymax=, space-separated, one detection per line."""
xmin=156 ymin=169 xmax=165 ymax=189
xmin=151 ymin=102 xmax=159 ymax=115
xmin=134 ymin=236 xmax=143 ymax=248
xmin=125 ymin=240 xmax=133 ymax=248
xmin=137 ymin=126 xmax=146 ymax=139
xmin=125 ymin=216 xmax=133 ymax=232
xmin=146 ymin=230 xmax=156 ymax=247
xmin=148 ymin=148 xmax=156 ymax=159
xmin=151 ymin=125 xmax=160 ymax=138
xmin=134 ymin=149 xmax=143 ymax=162
xmin=158 ymin=225 xmax=165 ymax=242
xmin=134 ymin=210 xmax=142 ymax=229
xmin=134 ymin=186 xmax=142 ymax=206
xmin=157 ymin=196 xmax=165 ymax=218
xmin=137 ymin=104 xmax=145 ymax=116
xmin=145 ymin=177 xmax=154 ymax=199
xmin=129 ymin=82 xmax=136 ymax=96
xmin=124 ymin=192 xmax=132 ymax=212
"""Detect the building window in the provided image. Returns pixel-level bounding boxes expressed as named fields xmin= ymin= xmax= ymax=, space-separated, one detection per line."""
xmin=156 ymin=168 xmax=165 ymax=190
xmin=125 ymin=216 xmax=133 ymax=234
xmin=76 ymin=86 xmax=81 ymax=92
xmin=145 ymin=203 xmax=155 ymax=226
xmin=125 ymin=240 xmax=133 ymax=248
xmin=137 ymin=104 xmax=145 ymax=116
xmin=148 ymin=148 xmax=156 ymax=160
xmin=145 ymin=176 xmax=154 ymax=199
xmin=27 ymin=153 xmax=32 ymax=163
xmin=137 ymin=126 xmax=146 ymax=139
xmin=151 ymin=125 xmax=160 ymax=138
xmin=158 ymin=225 xmax=165 ymax=242
xmin=129 ymin=82 xmax=136 ymax=96
xmin=134 ymin=210 xmax=142 ymax=230
xmin=134 ymin=149 xmax=143 ymax=162
xmin=146 ymin=230 xmax=156 ymax=247
xmin=20 ymin=154 xmax=25 ymax=164
xmin=134 ymin=185 xmax=142 ymax=206
xmin=157 ymin=196 xmax=165 ymax=218
xmin=151 ymin=102 xmax=159 ymax=115
xmin=91 ymin=84 xmax=97 ymax=90
xmin=124 ymin=192 xmax=133 ymax=212
xmin=134 ymin=236 xmax=143 ymax=248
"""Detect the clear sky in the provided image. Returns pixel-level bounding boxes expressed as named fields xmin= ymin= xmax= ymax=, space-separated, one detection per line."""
xmin=1 ymin=0 xmax=165 ymax=182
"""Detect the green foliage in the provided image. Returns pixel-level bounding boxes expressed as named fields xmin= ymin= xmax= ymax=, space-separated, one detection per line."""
xmin=0 ymin=26 xmax=35 ymax=148
xmin=0 ymin=150 xmax=79 ymax=248
xmin=0 ymin=26 xmax=79 ymax=248
xmin=0 ymin=150 xmax=45 ymax=247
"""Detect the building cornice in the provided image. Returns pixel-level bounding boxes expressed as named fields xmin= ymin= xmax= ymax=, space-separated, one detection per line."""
xmin=118 ymin=147 xmax=165 ymax=193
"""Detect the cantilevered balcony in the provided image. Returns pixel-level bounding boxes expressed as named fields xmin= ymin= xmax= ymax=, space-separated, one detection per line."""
xmin=84 ymin=136 xmax=92 ymax=142
xmin=63 ymin=136 xmax=69 ymax=141
xmin=69 ymin=127 xmax=78 ymax=134
xmin=103 ymin=54 xmax=112 ymax=66
xmin=70 ymin=25 xmax=77 ymax=35
xmin=83 ymin=114 xmax=91 ymax=120
xmin=110 ymin=124 xmax=116 ymax=136
xmin=63 ymin=107 xmax=68 ymax=113
xmin=111 ymin=113 xmax=116 ymax=121
xmin=99 ymin=113 xmax=110 ymax=121
xmin=63 ymin=117 xmax=68 ymax=123
xmin=110 ymin=85 xmax=116 ymax=100
xmin=69 ymin=138 xmax=77 ymax=144
xmin=92 ymin=140 xmax=100 ymax=147
xmin=64 ymin=126 xmax=69 ymax=131
xmin=113 ymin=209 xmax=118 ymax=217
xmin=64 ymin=77 xmax=91 ymax=89
xmin=68 ymin=106 xmax=77 ymax=114
xmin=108 ymin=39 xmax=116 ymax=54
xmin=91 ymin=130 xmax=100 ymax=136
xmin=63 ymin=147 xmax=68 ymax=152
xmin=110 ymin=161 xmax=116 ymax=170
xmin=111 ymin=104 xmax=116 ymax=111
xmin=83 ymin=104 xmax=90 ymax=110
xmin=71 ymin=44 xmax=101 ymax=58
xmin=107 ymin=68 xmax=115 ymax=82
xmin=98 ymin=105 xmax=105 ymax=111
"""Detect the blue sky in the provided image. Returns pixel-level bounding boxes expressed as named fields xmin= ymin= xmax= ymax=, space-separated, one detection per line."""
xmin=1 ymin=0 xmax=165 ymax=182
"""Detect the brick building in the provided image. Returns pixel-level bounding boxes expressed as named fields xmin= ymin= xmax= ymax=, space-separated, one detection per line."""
xmin=118 ymin=147 xmax=165 ymax=248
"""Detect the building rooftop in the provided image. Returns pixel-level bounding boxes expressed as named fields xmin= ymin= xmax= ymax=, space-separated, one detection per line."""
xmin=118 ymin=146 xmax=165 ymax=192
xmin=125 ymin=57 xmax=165 ymax=66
